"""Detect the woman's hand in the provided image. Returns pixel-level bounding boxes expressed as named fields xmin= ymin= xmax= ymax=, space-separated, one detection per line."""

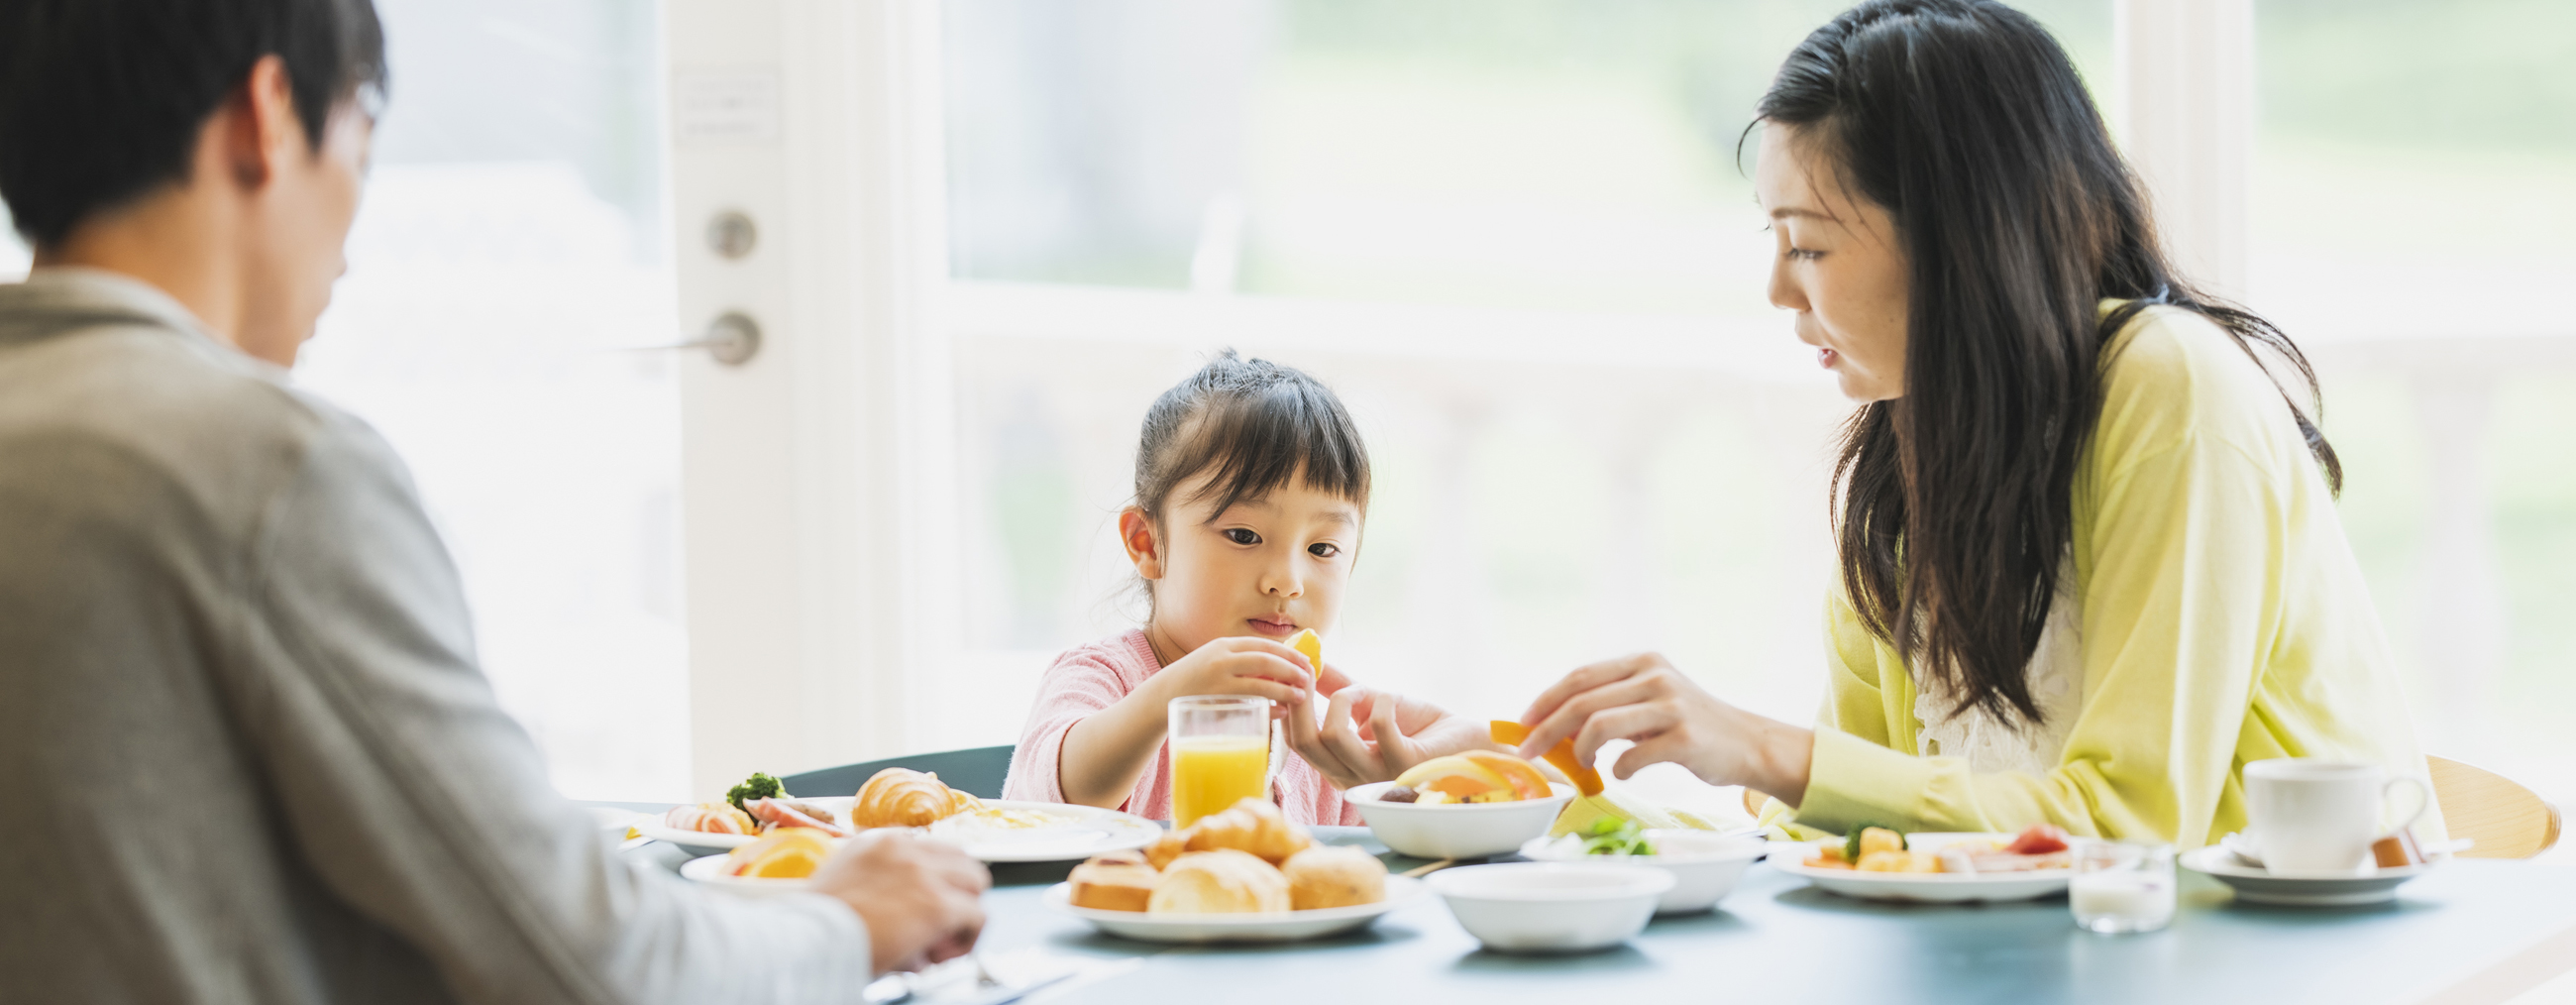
xmin=1513 ymin=652 xmax=1815 ymax=806
xmin=1144 ymin=636 xmax=1316 ymax=715
xmin=1284 ymin=666 xmax=1498 ymax=789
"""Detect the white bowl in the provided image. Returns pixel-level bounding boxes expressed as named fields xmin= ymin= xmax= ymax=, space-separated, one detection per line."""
xmin=1518 ymin=830 xmax=1769 ymax=915
xmin=1427 ymin=862 xmax=1674 ymax=953
xmin=1345 ymin=781 xmax=1577 ymax=859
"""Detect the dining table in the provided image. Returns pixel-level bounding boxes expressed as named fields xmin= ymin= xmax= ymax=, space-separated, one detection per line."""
xmin=602 ymin=807 xmax=2576 ymax=1005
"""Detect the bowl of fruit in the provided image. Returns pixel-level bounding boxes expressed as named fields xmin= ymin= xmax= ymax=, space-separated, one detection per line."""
xmin=1347 ymin=751 xmax=1576 ymax=859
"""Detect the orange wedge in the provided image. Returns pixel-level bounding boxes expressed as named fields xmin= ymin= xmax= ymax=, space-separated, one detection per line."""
xmin=1490 ymin=720 xmax=1605 ymax=797
xmin=1289 ymin=629 xmax=1323 ymax=680
xmin=1460 ymin=749 xmax=1553 ymax=801
xmin=725 ymin=829 xmax=834 ymax=879
xmin=742 ymin=846 xmax=824 ymax=878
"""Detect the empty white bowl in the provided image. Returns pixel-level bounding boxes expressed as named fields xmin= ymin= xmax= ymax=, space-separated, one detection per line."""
xmin=1426 ymin=862 xmax=1675 ymax=953
xmin=1519 ymin=830 xmax=1769 ymax=915
xmin=1345 ymin=781 xmax=1577 ymax=859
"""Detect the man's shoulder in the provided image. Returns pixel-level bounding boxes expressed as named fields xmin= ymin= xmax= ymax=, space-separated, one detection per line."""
xmin=0 ymin=305 xmax=399 ymax=543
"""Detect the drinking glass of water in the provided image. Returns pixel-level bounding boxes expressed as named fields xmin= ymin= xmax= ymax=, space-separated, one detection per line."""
xmin=2070 ymin=839 xmax=2176 ymax=934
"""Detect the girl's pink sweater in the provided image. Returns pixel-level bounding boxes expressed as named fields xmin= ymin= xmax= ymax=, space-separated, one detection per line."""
xmin=1002 ymin=629 xmax=1362 ymax=826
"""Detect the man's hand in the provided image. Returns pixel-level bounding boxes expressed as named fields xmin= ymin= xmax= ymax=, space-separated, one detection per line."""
xmin=809 ymin=830 xmax=990 ymax=975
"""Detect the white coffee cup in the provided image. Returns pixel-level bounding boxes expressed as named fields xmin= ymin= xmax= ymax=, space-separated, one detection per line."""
xmin=2244 ymin=758 xmax=2429 ymax=875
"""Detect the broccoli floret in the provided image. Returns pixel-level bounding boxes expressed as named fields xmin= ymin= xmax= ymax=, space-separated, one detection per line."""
xmin=726 ymin=772 xmax=784 ymax=816
xmin=1844 ymin=822 xmax=1907 ymax=863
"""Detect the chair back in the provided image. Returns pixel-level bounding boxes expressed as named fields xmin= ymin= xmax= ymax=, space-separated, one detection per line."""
xmin=2428 ymin=755 xmax=2562 ymax=859
xmin=781 ymin=744 xmax=1017 ymax=802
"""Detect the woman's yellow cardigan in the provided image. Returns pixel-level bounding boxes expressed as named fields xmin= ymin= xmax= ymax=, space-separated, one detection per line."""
xmin=1780 ymin=302 xmax=2444 ymax=848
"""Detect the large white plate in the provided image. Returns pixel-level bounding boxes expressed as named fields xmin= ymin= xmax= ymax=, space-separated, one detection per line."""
xmin=922 ymin=801 xmax=1161 ymax=863
xmin=2179 ymin=844 xmax=2440 ymax=906
xmin=634 ymin=797 xmax=857 ymax=853
xmin=1044 ymin=875 xmax=1426 ymax=944
xmin=643 ymin=799 xmax=1159 ymax=864
xmin=1770 ymin=833 xmax=2073 ymax=903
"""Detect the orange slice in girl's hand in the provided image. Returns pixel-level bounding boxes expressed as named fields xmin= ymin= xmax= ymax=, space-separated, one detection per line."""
xmin=1489 ymin=721 xmax=1605 ymax=797
xmin=1289 ymin=629 xmax=1323 ymax=680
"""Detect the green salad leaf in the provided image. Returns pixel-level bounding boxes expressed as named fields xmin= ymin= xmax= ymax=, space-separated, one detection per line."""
xmin=1578 ymin=817 xmax=1657 ymax=856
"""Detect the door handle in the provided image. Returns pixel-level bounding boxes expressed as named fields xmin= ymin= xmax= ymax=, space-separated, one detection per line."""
xmin=627 ymin=311 xmax=761 ymax=366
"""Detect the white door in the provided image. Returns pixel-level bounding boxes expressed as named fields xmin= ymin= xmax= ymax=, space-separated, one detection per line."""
xmin=663 ymin=0 xmax=961 ymax=795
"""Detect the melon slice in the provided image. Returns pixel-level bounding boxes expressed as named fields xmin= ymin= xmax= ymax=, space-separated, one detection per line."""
xmin=1393 ymin=754 xmax=1512 ymax=801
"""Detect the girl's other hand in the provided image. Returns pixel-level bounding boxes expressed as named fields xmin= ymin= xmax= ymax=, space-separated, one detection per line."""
xmin=1514 ymin=652 xmax=1814 ymax=806
xmin=1147 ymin=635 xmax=1314 ymax=712
xmin=1285 ymin=670 xmax=1498 ymax=788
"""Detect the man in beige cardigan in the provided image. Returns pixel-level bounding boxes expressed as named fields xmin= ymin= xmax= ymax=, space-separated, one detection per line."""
xmin=0 ymin=1 xmax=986 ymax=1001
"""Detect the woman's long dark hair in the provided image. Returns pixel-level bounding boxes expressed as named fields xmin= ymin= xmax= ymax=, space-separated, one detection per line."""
xmin=1759 ymin=0 xmax=2339 ymax=729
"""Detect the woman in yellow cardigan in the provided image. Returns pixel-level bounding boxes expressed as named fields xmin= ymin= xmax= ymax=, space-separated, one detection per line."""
xmin=1513 ymin=0 xmax=2441 ymax=847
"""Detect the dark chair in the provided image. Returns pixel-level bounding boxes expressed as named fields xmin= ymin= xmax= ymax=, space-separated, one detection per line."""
xmin=781 ymin=744 xmax=1018 ymax=801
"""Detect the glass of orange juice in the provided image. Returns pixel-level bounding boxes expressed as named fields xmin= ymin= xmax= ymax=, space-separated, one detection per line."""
xmin=1169 ymin=695 xmax=1272 ymax=828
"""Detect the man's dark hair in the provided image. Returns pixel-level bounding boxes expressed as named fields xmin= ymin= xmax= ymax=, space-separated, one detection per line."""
xmin=0 ymin=0 xmax=387 ymax=248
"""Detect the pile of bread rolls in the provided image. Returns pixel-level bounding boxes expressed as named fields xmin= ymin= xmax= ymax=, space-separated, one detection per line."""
xmin=1068 ymin=797 xmax=1387 ymax=914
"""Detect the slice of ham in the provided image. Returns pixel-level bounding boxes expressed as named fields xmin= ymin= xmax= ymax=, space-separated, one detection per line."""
xmin=750 ymin=798 xmax=851 ymax=838
xmin=663 ymin=804 xmax=753 ymax=835
xmin=2002 ymin=824 xmax=2071 ymax=855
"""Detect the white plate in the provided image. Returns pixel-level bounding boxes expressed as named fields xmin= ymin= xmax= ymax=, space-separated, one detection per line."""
xmin=2180 ymin=844 xmax=2440 ymax=906
xmin=634 ymin=797 xmax=856 ymax=853
xmin=1044 ymin=875 xmax=1426 ymax=944
xmin=922 ymin=801 xmax=1162 ymax=863
xmin=1770 ymin=833 xmax=2073 ymax=903
xmin=640 ymin=799 xmax=1157 ymax=863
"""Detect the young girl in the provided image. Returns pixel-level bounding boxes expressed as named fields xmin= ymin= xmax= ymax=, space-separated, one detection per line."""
xmin=1001 ymin=351 xmax=1470 ymax=825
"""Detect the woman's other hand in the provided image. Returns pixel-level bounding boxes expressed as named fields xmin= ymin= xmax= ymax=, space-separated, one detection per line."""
xmin=1513 ymin=652 xmax=1815 ymax=806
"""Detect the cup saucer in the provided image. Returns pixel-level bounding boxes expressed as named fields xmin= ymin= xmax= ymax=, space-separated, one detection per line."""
xmin=2179 ymin=844 xmax=2437 ymax=906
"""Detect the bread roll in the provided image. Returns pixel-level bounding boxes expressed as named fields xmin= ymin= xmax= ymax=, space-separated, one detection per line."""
xmin=850 ymin=768 xmax=982 ymax=829
xmin=1143 ymin=831 xmax=1188 ymax=871
xmin=1146 ymin=849 xmax=1290 ymax=914
xmin=1067 ymin=851 xmax=1159 ymax=912
xmin=1183 ymin=798 xmax=1312 ymax=865
xmin=1282 ymin=844 xmax=1386 ymax=910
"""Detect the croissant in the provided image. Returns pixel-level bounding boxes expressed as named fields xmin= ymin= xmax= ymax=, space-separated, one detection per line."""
xmin=1182 ymin=797 xmax=1312 ymax=865
xmin=850 ymin=767 xmax=983 ymax=828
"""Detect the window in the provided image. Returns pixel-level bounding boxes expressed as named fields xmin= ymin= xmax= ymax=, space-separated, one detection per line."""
xmin=2254 ymin=0 xmax=2576 ymax=827
xmin=933 ymin=0 xmax=2115 ymax=750
xmin=295 ymin=0 xmax=689 ymax=800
